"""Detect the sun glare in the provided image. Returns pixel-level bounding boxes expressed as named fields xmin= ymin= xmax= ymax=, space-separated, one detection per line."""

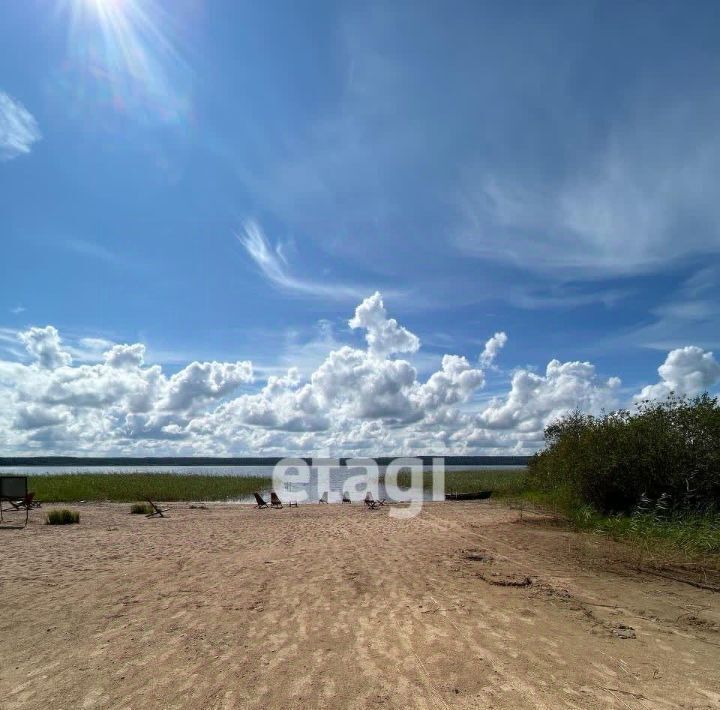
xmin=84 ymin=0 xmax=126 ymax=17
xmin=64 ymin=0 xmax=190 ymax=124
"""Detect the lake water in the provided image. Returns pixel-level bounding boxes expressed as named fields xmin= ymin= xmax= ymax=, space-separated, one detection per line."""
xmin=0 ymin=464 xmax=525 ymax=503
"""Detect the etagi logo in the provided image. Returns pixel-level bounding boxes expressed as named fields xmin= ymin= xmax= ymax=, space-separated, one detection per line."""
xmin=272 ymin=457 xmax=446 ymax=519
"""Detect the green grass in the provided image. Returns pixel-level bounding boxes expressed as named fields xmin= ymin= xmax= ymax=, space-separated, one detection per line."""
xmin=46 ymin=509 xmax=80 ymax=525
xmin=28 ymin=473 xmax=272 ymax=503
xmin=514 ymin=487 xmax=720 ymax=561
xmin=401 ymin=468 xmax=720 ymax=562
xmin=396 ymin=468 xmax=528 ymax=497
xmin=569 ymin=504 xmax=720 ymax=558
xmin=130 ymin=502 xmax=153 ymax=514
xmin=443 ymin=468 xmax=528 ymax=497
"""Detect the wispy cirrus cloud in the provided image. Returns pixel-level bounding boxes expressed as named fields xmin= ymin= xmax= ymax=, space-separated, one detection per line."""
xmin=618 ymin=266 xmax=720 ymax=351
xmin=63 ymin=239 xmax=142 ymax=271
xmin=0 ymin=91 xmax=41 ymax=161
xmin=237 ymin=220 xmax=383 ymax=302
xmin=456 ymin=95 xmax=720 ymax=279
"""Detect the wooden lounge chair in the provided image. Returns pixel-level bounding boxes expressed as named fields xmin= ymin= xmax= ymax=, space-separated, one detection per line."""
xmin=8 ymin=492 xmax=40 ymax=510
xmin=145 ymin=498 xmax=169 ymax=518
xmin=254 ymin=492 xmax=269 ymax=509
xmin=319 ymin=491 xmax=329 ymax=504
xmin=364 ymin=492 xmax=386 ymax=509
xmin=270 ymin=492 xmax=283 ymax=509
xmin=342 ymin=492 xmax=351 ymax=504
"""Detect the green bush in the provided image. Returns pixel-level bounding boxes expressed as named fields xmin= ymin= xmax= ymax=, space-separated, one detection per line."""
xmin=130 ymin=503 xmax=152 ymax=514
xmin=46 ymin=509 xmax=80 ymax=525
xmin=528 ymin=394 xmax=720 ymax=514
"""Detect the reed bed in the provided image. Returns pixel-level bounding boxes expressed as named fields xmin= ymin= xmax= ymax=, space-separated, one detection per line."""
xmin=392 ymin=468 xmax=527 ymax=496
xmin=28 ymin=473 xmax=272 ymax=503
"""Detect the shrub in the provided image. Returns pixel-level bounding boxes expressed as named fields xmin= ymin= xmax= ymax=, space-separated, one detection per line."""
xmin=130 ymin=503 xmax=152 ymax=514
xmin=528 ymin=394 xmax=720 ymax=514
xmin=46 ymin=509 xmax=80 ymax=525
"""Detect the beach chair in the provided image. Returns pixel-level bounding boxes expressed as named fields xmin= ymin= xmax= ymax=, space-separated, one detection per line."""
xmin=342 ymin=492 xmax=351 ymax=504
xmin=254 ymin=492 xmax=269 ymax=509
xmin=145 ymin=498 xmax=169 ymax=518
xmin=319 ymin=491 xmax=328 ymax=504
xmin=364 ymin=492 xmax=386 ymax=509
xmin=8 ymin=492 xmax=41 ymax=511
xmin=0 ymin=477 xmax=32 ymax=528
xmin=270 ymin=492 xmax=283 ymax=509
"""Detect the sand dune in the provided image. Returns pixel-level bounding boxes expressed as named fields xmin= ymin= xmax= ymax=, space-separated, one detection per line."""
xmin=1 ymin=502 xmax=719 ymax=709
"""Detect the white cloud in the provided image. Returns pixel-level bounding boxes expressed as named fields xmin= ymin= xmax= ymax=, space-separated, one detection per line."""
xmin=0 ymin=92 xmax=41 ymax=161
xmin=160 ymin=360 xmax=254 ymax=412
xmin=312 ymin=346 xmax=420 ymax=422
xmin=213 ymin=371 xmax=329 ymax=433
xmin=63 ymin=240 xmax=141 ymax=271
xmin=238 ymin=220 xmax=371 ymax=301
xmin=479 ymin=359 xmax=621 ymax=435
xmin=1 ymin=296 xmax=716 ymax=456
xmin=619 ymin=267 xmax=720 ymax=351
xmin=480 ymin=331 xmax=507 ymax=367
xmin=458 ymin=100 xmax=720 ymax=278
xmin=18 ymin=326 xmax=72 ymax=369
xmin=349 ymin=291 xmax=419 ymax=356
xmin=15 ymin=404 xmax=69 ymax=431
xmin=105 ymin=343 xmax=146 ymax=369
xmin=0 ymin=327 xmax=254 ymax=453
xmin=635 ymin=346 xmax=720 ymax=401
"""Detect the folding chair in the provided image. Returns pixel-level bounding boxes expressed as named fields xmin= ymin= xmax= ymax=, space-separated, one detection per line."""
xmin=0 ymin=477 xmax=32 ymax=529
xmin=145 ymin=498 xmax=169 ymax=518
xmin=254 ymin=492 xmax=269 ymax=509
xmin=342 ymin=492 xmax=351 ymax=504
xmin=270 ymin=492 xmax=283 ymax=509
xmin=9 ymin=492 xmax=41 ymax=510
xmin=364 ymin=492 xmax=379 ymax=509
xmin=319 ymin=491 xmax=329 ymax=504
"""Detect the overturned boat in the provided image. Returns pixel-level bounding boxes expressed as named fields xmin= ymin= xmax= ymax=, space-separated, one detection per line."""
xmin=445 ymin=490 xmax=492 ymax=501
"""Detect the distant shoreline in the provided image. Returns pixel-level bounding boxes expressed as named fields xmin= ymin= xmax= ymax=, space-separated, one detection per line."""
xmin=0 ymin=455 xmax=531 ymax=467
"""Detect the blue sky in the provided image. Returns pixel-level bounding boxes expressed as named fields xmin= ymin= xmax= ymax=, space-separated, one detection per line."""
xmin=1 ymin=0 xmax=719 ymax=455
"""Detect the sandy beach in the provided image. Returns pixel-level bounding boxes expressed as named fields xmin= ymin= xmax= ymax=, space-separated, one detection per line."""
xmin=1 ymin=501 xmax=719 ymax=709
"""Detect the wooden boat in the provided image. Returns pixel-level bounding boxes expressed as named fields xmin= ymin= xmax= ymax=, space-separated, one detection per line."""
xmin=445 ymin=491 xmax=492 ymax=501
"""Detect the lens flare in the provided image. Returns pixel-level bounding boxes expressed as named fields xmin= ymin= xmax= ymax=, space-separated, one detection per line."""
xmin=61 ymin=0 xmax=192 ymax=126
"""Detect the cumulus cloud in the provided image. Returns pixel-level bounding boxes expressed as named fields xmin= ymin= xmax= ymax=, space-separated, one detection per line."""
xmin=160 ymin=360 xmax=254 ymax=411
xmin=635 ymin=346 xmax=720 ymax=401
xmin=0 ymin=296 xmax=715 ymax=456
xmin=480 ymin=331 xmax=508 ymax=367
xmin=105 ymin=344 xmax=146 ymax=369
xmin=479 ymin=359 xmax=621 ymax=437
xmin=0 ymin=326 xmax=254 ymax=454
xmin=212 ymin=371 xmax=328 ymax=433
xmin=416 ymin=355 xmax=485 ymax=410
xmin=18 ymin=326 xmax=72 ymax=369
xmin=349 ymin=292 xmax=420 ymax=356
xmin=0 ymin=91 xmax=41 ymax=161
